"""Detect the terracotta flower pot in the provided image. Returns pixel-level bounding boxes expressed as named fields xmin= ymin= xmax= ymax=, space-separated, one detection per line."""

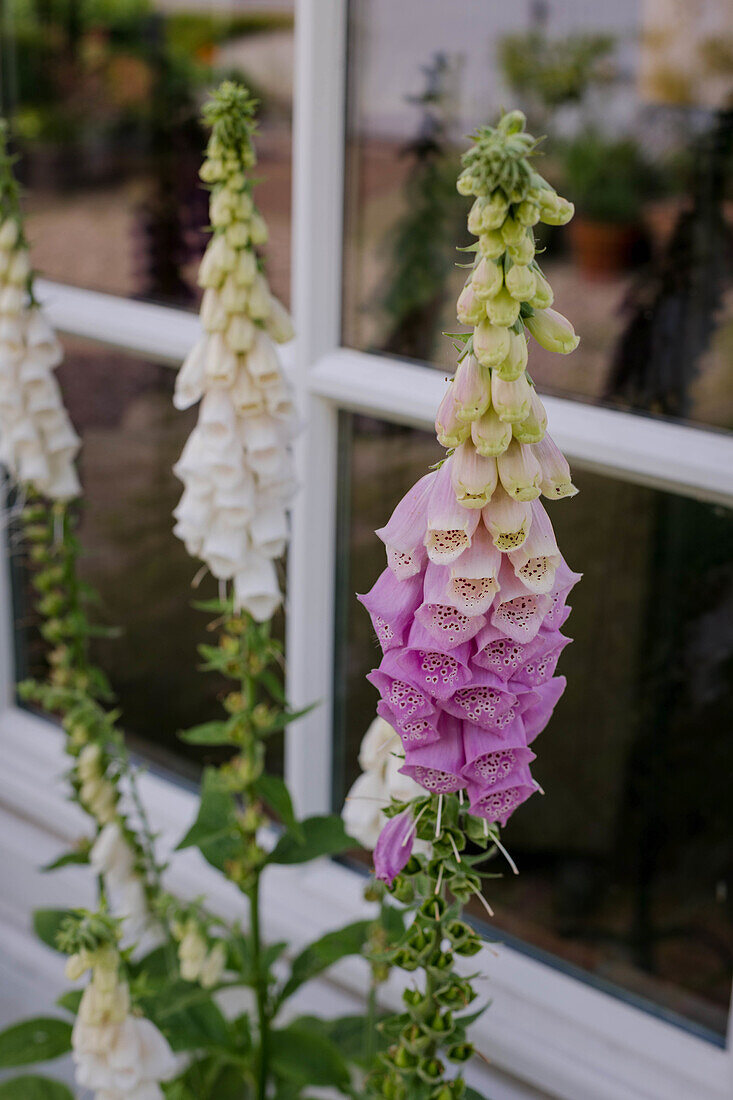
xmin=569 ymin=217 xmax=640 ymax=278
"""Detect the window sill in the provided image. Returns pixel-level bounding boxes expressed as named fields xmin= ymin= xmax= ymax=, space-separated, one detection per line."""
xmin=0 ymin=706 xmax=729 ymax=1100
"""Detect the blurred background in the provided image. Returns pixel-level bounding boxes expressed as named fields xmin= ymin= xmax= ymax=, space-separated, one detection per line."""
xmin=1 ymin=0 xmax=732 ymax=1053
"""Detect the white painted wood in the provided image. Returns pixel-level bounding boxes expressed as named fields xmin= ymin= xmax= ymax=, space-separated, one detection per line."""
xmin=285 ymin=0 xmax=348 ymax=816
xmin=0 ymin=710 xmax=730 ymax=1100
xmin=306 ymin=347 xmax=733 ymax=507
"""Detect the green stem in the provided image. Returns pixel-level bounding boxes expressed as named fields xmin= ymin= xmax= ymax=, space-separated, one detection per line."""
xmin=250 ymin=872 xmax=269 ymax=1100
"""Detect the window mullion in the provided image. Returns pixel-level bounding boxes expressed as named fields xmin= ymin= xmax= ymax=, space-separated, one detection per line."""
xmin=285 ymin=0 xmax=348 ymax=816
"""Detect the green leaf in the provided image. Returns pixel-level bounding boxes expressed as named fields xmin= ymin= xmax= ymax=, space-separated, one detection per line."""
xmin=269 ymin=815 xmax=355 ymax=865
xmin=176 ymin=768 xmax=241 ymax=872
xmin=143 ymin=983 xmax=232 ymax=1052
xmin=464 ymin=1090 xmax=488 ymax=1100
xmin=227 ymin=933 xmax=287 ymax=985
xmin=293 ymin=1014 xmax=388 ymax=1070
xmin=178 ymin=721 xmax=232 ymax=746
xmin=32 ymin=909 xmax=72 ymax=952
xmin=0 ymin=1076 xmax=74 ymax=1100
xmin=254 ymin=774 xmax=303 ymax=843
xmin=55 ymin=990 xmax=82 ymax=1016
xmin=0 ymin=1019 xmax=72 ymax=1068
xmin=129 ymin=944 xmax=172 ymax=981
xmin=270 ymin=1023 xmax=350 ymax=1089
xmin=279 ymin=921 xmax=371 ymax=1004
xmin=41 ymin=849 xmax=89 ymax=872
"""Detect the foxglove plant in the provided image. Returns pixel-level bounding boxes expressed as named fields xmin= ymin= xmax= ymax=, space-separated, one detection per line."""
xmin=0 ymin=94 xmax=374 ymax=1100
xmin=358 ymin=110 xmax=581 ymax=1099
xmin=172 ymin=81 xmax=296 ymax=620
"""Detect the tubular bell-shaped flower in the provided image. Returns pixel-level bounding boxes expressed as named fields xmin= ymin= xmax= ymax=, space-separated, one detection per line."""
xmin=0 ymin=127 xmax=79 ymax=500
xmin=171 ymin=83 xmax=296 ymax=619
xmin=355 ymin=111 xmax=584 ymax=1100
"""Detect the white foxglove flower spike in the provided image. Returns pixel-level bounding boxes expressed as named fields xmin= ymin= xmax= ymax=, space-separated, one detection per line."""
xmin=0 ymin=141 xmax=80 ymax=500
xmin=171 ymin=83 xmax=297 ymax=620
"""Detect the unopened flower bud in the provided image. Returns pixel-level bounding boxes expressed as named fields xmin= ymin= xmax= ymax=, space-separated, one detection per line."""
xmin=480 ymin=191 xmax=509 ymax=230
xmin=535 ymin=433 xmax=578 ymax=499
xmin=485 ymin=286 xmax=520 ymax=327
xmin=497 ymin=439 xmax=542 ymax=501
xmin=435 ymin=386 xmax=471 ymax=449
xmin=512 ymin=387 xmax=547 ymax=444
xmin=456 ymin=282 xmax=485 ymax=326
xmin=471 ymin=256 xmax=503 ymax=300
xmin=473 ymin=320 xmax=510 ymax=367
xmin=494 ymin=329 xmax=528 ymax=381
xmin=450 ymin=443 xmax=497 ymax=509
xmin=515 ymin=199 xmax=540 ymax=226
xmin=471 ymin=405 xmax=512 ymax=457
xmin=525 ymin=307 xmax=579 ymax=354
xmin=491 ymin=370 xmax=532 ymax=423
xmin=529 ymin=267 xmax=553 ymax=309
xmin=505 ymin=262 xmax=536 ymax=302
xmin=507 ymin=232 xmax=535 ymax=265
xmin=478 ymin=229 xmax=505 ymax=260
xmin=452 ymin=356 xmax=489 ymax=423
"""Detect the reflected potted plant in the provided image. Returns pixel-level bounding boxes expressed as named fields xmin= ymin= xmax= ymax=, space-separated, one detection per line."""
xmin=561 ymin=129 xmax=655 ymax=277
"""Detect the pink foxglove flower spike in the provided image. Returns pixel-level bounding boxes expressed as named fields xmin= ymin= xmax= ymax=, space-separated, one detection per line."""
xmin=358 ymin=110 xmax=583 ymax=1099
xmin=363 ymin=108 xmax=581 ymax=831
xmin=172 ymin=83 xmax=296 ymax=620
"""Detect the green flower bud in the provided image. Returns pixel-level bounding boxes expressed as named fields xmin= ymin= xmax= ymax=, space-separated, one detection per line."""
xmin=471 ymin=405 xmax=512 ymax=458
xmin=478 ymin=229 xmax=505 ymax=260
xmin=473 ymin=319 xmax=511 ymax=368
xmin=471 ymin=256 xmax=503 ymax=301
xmin=419 ymin=895 xmax=447 ymax=923
xmin=448 ymin=1043 xmax=474 ymax=1063
xmin=485 ymin=286 xmax=520 ymax=327
xmin=525 ymin=307 xmax=579 ymax=354
xmin=529 ymin=267 xmax=554 ymax=309
xmin=393 ymin=1045 xmax=417 ymax=1070
xmin=515 ymin=199 xmax=540 ymax=226
xmin=480 ymin=191 xmax=509 ymax=231
xmin=416 ymin=1057 xmax=444 ymax=1084
xmin=507 ymin=231 xmax=535 ymax=265
xmin=391 ymin=876 xmax=415 ymax=904
xmin=505 ymin=262 xmax=537 ymax=302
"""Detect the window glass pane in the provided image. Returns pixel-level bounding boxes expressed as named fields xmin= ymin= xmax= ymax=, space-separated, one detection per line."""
xmin=334 ymin=412 xmax=733 ymax=1042
xmin=1 ymin=3 xmax=293 ymax=306
xmin=10 ymin=336 xmax=284 ymax=780
xmin=343 ymin=0 xmax=733 ymax=432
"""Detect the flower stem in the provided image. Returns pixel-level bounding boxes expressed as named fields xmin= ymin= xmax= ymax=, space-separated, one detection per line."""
xmin=249 ymin=872 xmax=269 ymax=1099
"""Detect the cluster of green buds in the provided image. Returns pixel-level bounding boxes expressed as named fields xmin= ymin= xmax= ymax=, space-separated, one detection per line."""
xmin=179 ymin=599 xmax=304 ymax=892
xmin=441 ymin=110 xmax=578 ymax=503
xmin=369 ymin=794 xmax=505 ymax=1099
xmin=17 ymin=496 xmax=161 ymax=923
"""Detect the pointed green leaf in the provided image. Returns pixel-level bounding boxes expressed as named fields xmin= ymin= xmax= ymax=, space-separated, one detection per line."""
xmin=32 ymin=910 xmax=73 ymax=953
xmin=254 ymin=774 xmax=303 ymax=842
xmin=142 ymin=982 xmax=232 ymax=1052
xmin=41 ymin=849 xmax=89 ymax=872
xmin=270 ymin=1023 xmax=350 ymax=1089
xmin=0 ymin=1019 xmax=72 ymax=1068
xmin=292 ymin=1014 xmax=389 ymax=1070
xmin=55 ymin=990 xmax=82 ymax=1016
xmin=0 ymin=1077 xmax=74 ymax=1100
xmin=269 ymin=815 xmax=355 ymax=865
xmin=176 ymin=768 xmax=241 ymax=872
xmin=178 ymin=721 xmax=232 ymax=746
xmin=279 ymin=921 xmax=370 ymax=1004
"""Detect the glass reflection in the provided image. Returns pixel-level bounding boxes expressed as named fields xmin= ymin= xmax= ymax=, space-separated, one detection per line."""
xmin=10 ymin=336 xmax=284 ymax=779
xmin=334 ymin=412 xmax=733 ymax=1041
xmin=1 ymin=2 xmax=293 ymax=306
xmin=343 ymin=0 xmax=733 ymax=431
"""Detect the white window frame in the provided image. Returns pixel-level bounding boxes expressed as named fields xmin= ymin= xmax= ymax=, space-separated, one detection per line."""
xmin=1 ymin=1 xmax=732 ymax=1097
